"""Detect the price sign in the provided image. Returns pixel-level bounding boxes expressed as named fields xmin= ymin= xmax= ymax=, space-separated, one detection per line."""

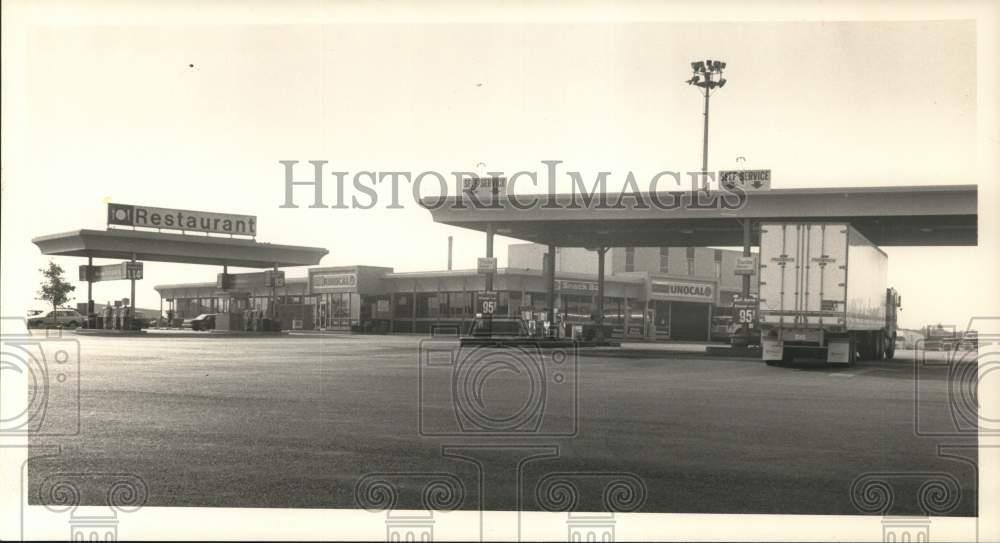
xmin=736 ymin=307 xmax=756 ymax=325
xmin=80 ymin=261 xmax=143 ymax=282
xmin=733 ymin=296 xmax=758 ymax=326
xmin=265 ymin=269 xmax=286 ymax=287
xmin=125 ymin=262 xmax=144 ymax=280
xmin=478 ymin=291 xmax=498 ymax=315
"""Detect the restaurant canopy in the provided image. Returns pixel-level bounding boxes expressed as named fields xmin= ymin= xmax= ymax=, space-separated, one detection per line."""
xmin=33 ymin=229 xmax=328 ymax=268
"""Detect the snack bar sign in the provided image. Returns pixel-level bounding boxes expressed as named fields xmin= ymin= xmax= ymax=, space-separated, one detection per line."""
xmin=107 ymin=203 xmax=257 ymax=237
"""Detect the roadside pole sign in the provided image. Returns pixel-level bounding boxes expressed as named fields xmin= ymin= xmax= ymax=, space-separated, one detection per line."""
xmin=79 ymin=262 xmax=143 ymax=282
xmin=265 ymin=269 xmax=286 ymax=287
xmin=463 ymin=176 xmax=507 ymax=195
xmin=719 ymin=169 xmax=771 ymax=191
xmin=733 ymin=295 xmax=758 ymax=327
xmin=477 ymin=257 xmax=498 ymax=275
xmin=125 ymin=262 xmax=144 ymax=280
xmin=478 ymin=291 xmax=498 ymax=316
xmin=734 ymin=256 xmax=756 ymax=275
xmin=217 ymin=271 xmax=285 ymax=290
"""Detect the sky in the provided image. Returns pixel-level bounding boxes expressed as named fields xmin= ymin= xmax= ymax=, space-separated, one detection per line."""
xmin=2 ymin=13 xmax=996 ymax=330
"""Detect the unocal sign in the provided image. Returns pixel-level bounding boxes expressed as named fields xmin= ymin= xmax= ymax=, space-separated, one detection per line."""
xmin=311 ymin=272 xmax=357 ymax=292
xmin=650 ymin=280 xmax=714 ymax=301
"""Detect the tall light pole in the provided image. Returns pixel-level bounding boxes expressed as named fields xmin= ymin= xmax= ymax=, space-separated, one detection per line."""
xmin=686 ymin=60 xmax=727 ymax=177
xmin=688 ymin=60 xmax=745 ymax=344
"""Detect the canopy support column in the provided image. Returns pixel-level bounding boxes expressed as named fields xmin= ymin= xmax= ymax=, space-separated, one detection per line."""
xmin=546 ymin=244 xmax=556 ymax=336
xmin=595 ymin=247 xmax=608 ymax=343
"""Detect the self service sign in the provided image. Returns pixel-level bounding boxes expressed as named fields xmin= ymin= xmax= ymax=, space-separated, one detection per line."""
xmin=107 ymin=203 xmax=257 ymax=237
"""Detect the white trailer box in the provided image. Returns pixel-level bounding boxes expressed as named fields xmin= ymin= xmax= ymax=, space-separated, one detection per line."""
xmin=758 ymin=223 xmax=888 ymax=364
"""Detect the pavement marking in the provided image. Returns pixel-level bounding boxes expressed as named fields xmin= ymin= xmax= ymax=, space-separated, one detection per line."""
xmin=828 ymin=367 xmax=894 ymax=378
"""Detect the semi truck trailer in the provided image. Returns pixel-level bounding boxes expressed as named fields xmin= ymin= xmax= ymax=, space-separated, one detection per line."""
xmin=758 ymin=222 xmax=901 ymax=365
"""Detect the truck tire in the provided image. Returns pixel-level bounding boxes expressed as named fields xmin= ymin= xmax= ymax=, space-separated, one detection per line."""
xmin=862 ymin=332 xmax=878 ymax=361
xmin=781 ymin=350 xmax=795 ymax=365
xmin=846 ymin=334 xmax=857 ymax=366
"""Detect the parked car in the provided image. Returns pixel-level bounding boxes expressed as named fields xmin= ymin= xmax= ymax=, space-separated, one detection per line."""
xmin=129 ymin=311 xmax=158 ymax=329
xmin=183 ymin=313 xmax=217 ymax=331
xmin=27 ymin=308 xmax=85 ymax=328
xmin=710 ymin=316 xmax=734 ymax=342
xmin=468 ymin=316 xmax=529 ymax=338
xmin=728 ymin=322 xmax=762 ymax=347
xmin=460 ymin=317 xmax=530 ymax=346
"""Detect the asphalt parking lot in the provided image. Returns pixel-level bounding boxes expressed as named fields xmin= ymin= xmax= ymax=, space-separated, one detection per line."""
xmin=23 ymin=333 xmax=977 ymax=515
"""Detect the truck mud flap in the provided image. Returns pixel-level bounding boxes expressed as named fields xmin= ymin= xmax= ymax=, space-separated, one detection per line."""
xmin=827 ymin=338 xmax=851 ymax=364
xmin=762 ymin=338 xmax=782 ymax=361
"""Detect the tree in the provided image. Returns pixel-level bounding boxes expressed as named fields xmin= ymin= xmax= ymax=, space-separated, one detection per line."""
xmin=37 ymin=260 xmax=76 ymax=321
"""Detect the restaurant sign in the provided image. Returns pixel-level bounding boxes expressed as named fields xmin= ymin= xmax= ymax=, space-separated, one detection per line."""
xmin=107 ymin=203 xmax=257 ymax=237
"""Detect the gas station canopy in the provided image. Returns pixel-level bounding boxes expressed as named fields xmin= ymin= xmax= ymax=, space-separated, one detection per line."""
xmin=421 ymin=184 xmax=978 ymax=247
xmin=32 ymin=229 xmax=328 ymax=268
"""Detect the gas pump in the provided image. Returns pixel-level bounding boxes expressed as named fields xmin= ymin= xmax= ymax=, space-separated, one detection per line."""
xmin=216 ymin=292 xmax=249 ymax=331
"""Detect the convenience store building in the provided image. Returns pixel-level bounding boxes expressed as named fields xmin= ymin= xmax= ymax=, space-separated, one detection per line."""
xmin=154 ymin=244 xmax=757 ymax=341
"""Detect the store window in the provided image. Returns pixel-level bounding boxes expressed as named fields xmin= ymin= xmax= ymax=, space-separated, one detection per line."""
xmin=496 ymin=292 xmax=514 ymax=317
xmin=447 ymin=292 xmax=473 ymax=318
xmin=416 ymin=293 xmax=442 ymax=318
xmin=659 ymin=247 xmax=669 ymax=273
xmin=625 ymin=247 xmax=635 ymax=272
xmin=602 ymin=297 xmax=624 ymax=324
xmin=330 ymin=292 xmax=351 ymax=319
xmin=563 ymin=294 xmax=593 ymax=321
xmin=394 ymin=293 xmax=413 ymax=319
xmin=686 ymin=247 xmax=696 ymax=275
xmin=527 ymin=292 xmax=549 ymax=313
